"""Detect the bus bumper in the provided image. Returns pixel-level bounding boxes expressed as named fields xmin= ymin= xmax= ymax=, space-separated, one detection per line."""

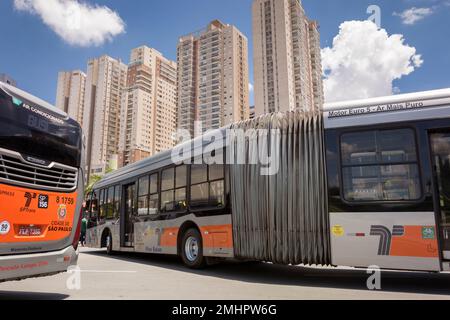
xmin=0 ymin=246 xmax=78 ymax=282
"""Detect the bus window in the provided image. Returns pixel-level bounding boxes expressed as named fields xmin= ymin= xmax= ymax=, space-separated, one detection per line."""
xmin=190 ymin=164 xmax=225 ymax=209
xmin=210 ymin=164 xmax=224 ymax=180
xmin=149 ymin=174 xmax=159 ymax=215
xmin=150 ymin=173 xmax=158 ymax=194
xmin=161 ymin=166 xmax=187 ymax=213
xmin=114 ymin=185 xmax=121 ymax=219
xmin=191 ymin=182 xmax=209 ymax=207
xmin=101 ymin=189 xmax=108 ymax=219
xmin=210 ymin=180 xmax=225 ymax=207
xmin=162 ymin=168 xmax=174 ymax=191
xmin=107 ymin=186 xmax=114 ymax=219
xmin=341 ymin=128 xmax=421 ymax=202
xmin=90 ymin=191 xmax=99 ymax=223
xmin=138 ymin=176 xmax=150 ymax=216
xmin=99 ymin=189 xmax=105 ymax=219
xmin=176 ymin=166 xmax=187 ymax=211
xmin=191 ymin=164 xmax=207 ymax=184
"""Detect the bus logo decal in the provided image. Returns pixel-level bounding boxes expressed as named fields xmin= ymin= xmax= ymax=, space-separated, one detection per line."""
xmin=392 ymin=226 xmax=405 ymax=237
xmin=24 ymin=192 xmax=37 ymax=208
xmin=370 ymin=225 xmax=392 ymax=256
xmin=25 ymin=156 xmax=48 ymax=166
xmin=370 ymin=225 xmax=406 ymax=256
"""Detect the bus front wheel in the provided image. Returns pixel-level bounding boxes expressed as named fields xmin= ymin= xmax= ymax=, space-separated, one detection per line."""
xmin=181 ymin=228 xmax=206 ymax=269
xmin=106 ymin=232 xmax=114 ymax=255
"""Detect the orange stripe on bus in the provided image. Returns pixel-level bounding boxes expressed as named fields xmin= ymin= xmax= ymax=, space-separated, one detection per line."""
xmin=158 ymin=224 xmax=233 ymax=249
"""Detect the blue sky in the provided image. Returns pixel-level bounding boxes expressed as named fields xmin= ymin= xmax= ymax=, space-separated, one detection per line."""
xmin=0 ymin=0 xmax=449 ymax=105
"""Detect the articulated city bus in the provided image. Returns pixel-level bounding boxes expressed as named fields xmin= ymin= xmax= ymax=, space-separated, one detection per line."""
xmin=86 ymin=88 xmax=450 ymax=272
xmin=0 ymin=81 xmax=84 ymax=282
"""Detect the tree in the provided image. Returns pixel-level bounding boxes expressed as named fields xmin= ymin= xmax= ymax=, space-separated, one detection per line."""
xmin=85 ymin=174 xmax=102 ymax=196
xmin=84 ymin=166 xmax=115 ymax=196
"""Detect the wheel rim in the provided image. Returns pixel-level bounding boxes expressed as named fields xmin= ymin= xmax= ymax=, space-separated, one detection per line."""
xmin=184 ymin=236 xmax=199 ymax=262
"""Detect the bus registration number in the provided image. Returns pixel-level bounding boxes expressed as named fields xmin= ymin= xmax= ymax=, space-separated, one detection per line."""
xmin=18 ymin=225 xmax=42 ymax=237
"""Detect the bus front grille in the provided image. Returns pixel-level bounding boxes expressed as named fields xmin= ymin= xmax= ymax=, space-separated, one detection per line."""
xmin=0 ymin=149 xmax=78 ymax=192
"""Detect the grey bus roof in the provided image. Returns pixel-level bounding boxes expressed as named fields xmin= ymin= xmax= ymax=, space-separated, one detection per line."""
xmin=323 ymin=88 xmax=450 ymax=129
xmin=94 ymin=88 xmax=450 ymax=189
xmin=93 ymin=127 xmax=229 ymax=189
xmin=0 ymin=81 xmax=68 ymax=118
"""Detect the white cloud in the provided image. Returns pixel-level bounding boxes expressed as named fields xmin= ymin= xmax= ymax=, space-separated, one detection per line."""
xmin=249 ymin=83 xmax=254 ymax=92
xmin=14 ymin=0 xmax=125 ymax=47
xmin=322 ymin=20 xmax=423 ymax=103
xmin=394 ymin=7 xmax=434 ymax=25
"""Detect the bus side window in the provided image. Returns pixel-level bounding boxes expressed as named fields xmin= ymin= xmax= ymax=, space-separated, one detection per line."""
xmin=160 ymin=166 xmax=187 ymax=213
xmin=84 ymin=196 xmax=91 ymax=218
xmin=340 ymin=128 xmax=422 ymax=202
xmin=161 ymin=167 xmax=175 ymax=212
xmin=98 ymin=189 xmax=104 ymax=219
xmin=107 ymin=186 xmax=114 ymax=219
xmin=190 ymin=164 xmax=225 ymax=209
xmin=175 ymin=165 xmax=187 ymax=211
xmin=209 ymin=164 xmax=225 ymax=207
xmin=138 ymin=176 xmax=150 ymax=216
xmin=149 ymin=174 xmax=159 ymax=215
xmin=114 ymin=185 xmax=121 ymax=219
xmin=90 ymin=191 xmax=99 ymax=223
xmin=99 ymin=189 xmax=107 ymax=220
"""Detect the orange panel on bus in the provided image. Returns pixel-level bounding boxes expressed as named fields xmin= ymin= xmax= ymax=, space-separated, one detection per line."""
xmin=390 ymin=226 xmax=439 ymax=258
xmin=160 ymin=227 xmax=179 ymax=247
xmin=0 ymin=183 xmax=77 ymax=243
xmin=200 ymin=224 xmax=233 ymax=249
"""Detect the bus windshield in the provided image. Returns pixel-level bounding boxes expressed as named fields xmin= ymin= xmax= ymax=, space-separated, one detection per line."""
xmin=0 ymin=86 xmax=82 ymax=168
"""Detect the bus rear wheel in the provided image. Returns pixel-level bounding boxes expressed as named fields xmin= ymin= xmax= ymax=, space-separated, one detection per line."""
xmin=181 ymin=228 xmax=206 ymax=269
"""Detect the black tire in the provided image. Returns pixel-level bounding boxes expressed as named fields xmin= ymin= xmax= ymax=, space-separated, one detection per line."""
xmin=106 ymin=232 xmax=114 ymax=255
xmin=180 ymin=228 xmax=206 ymax=269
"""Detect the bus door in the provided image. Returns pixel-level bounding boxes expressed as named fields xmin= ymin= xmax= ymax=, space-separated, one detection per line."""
xmin=122 ymin=183 xmax=136 ymax=247
xmin=430 ymin=130 xmax=450 ymax=260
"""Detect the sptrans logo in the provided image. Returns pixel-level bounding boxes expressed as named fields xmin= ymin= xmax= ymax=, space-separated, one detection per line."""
xmin=21 ymin=192 xmax=49 ymax=212
xmin=24 ymin=192 xmax=37 ymax=208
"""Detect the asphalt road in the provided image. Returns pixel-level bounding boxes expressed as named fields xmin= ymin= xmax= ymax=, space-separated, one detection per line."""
xmin=1 ymin=247 xmax=450 ymax=300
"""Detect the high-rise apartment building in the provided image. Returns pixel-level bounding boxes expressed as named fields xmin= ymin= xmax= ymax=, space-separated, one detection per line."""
xmin=83 ymin=55 xmax=128 ymax=176
xmin=0 ymin=74 xmax=17 ymax=87
xmin=118 ymin=46 xmax=177 ymax=167
xmin=252 ymin=0 xmax=323 ymax=116
xmin=308 ymin=20 xmax=324 ymax=111
xmin=55 ymin=70 xmax=86 ymax=125
xmin=177 ymin=20 xmax=250 ymax=136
